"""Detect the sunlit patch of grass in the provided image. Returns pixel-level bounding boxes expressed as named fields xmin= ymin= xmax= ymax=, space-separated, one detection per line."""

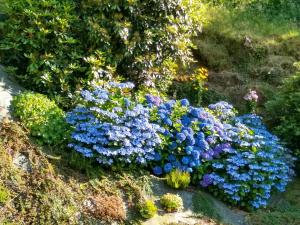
xmin=201 ymin=4 xmax=299 ymax=41
xmin=192 ymin=192 xmax=221 ymax=222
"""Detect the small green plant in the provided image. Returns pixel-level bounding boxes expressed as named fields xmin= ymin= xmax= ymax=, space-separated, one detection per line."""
xmin=139 ymin=199 xmax=157 ymax=219
xmin=0 ymin=183 xmax=10 ymax=204
xmin=166 ymin=169 xmax=191 ymax=189
xmin=160 ymin=193 xmax=183 ymax=212
xmin=12 ymin=92 xmax=69 ymax=145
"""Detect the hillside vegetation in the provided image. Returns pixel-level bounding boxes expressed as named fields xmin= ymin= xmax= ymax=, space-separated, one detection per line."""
xmin=0 ymin=1 xmax=300 ymax=225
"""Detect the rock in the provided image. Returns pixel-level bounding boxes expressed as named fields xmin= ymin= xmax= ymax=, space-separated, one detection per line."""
xmin=0 ymin=65 xmax=23 ymax=121
xmin=244 ymin=36 xmax=252 ymax=48
xmin=13 ymin=153 xmax=32 ymax=172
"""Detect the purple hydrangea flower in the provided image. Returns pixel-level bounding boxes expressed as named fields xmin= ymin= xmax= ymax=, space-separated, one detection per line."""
xmin=200 ymin=174 xmax=213 ymax=187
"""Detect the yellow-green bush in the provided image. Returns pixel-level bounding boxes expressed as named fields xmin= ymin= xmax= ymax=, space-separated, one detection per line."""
xmin=12 ymin=92 xmax=68 ymax=145
xmin=160 ymin=193 xmax=183 ymax=212
xmin=166 ymin=169 xmax=190 ymax=189
xmin=0 ymin=183 xmax=10 ymax=204
xmin=139 ymin=200 xmax=157 ymax=219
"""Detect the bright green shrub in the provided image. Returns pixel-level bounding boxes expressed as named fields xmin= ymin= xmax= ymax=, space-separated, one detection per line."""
xmin=166 ymin=169 xmax=190 ymax=189
xmin=160 ymin=193 xmax=183 ymax=212
xmin=0 ymin=183 xmax=10 ymax=204
xmin=12 ymin=92 xmax=68 ymax=145
xmin=266 ymin=72 xmax=300 ymax=162
xmin=139 ymin=200 xmax=157 ymax=219
xmin=0 ymin=0 xmax=195 ymax=103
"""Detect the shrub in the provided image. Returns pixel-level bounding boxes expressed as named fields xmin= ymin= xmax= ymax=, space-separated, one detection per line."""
xmin=160 ymin=193 xmax=183 ymax=212
xmin=0 ymin=183 xmax=10 ymax=204
xmin=0 ymin=0 xmax=83 ymax=104
xmin=84 ymin=195 xmax=126 ymax=222
xmin=199 ymin=114 xmax=295 ymax=209
xmin=12 ymin=92 xmax=68 ymax=145
xmin=66 ymin=82 xmax=295 ymax=209
xmin=166 ymin=169 xmax=191 ymax=189
xmin=0 ymin=0 xmax=195 ymax=101
xmin=146 ymin=97 xmax=294 ymax=209
xmin=266 ymin=72 xmax=300 ymax=162
xmin=66 ymin=82 xmax=163 ymax=166
xmin=168 ymin=67 xmax=208 ymax=106
xmin=139 ymin=200 xmax=157 ymax=219
xmin=148 ymin=98 xmax=230 ymax=176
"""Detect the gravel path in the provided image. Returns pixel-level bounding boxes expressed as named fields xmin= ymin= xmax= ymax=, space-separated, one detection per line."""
xmin=143 ymin=177 xmax=248 ymax=225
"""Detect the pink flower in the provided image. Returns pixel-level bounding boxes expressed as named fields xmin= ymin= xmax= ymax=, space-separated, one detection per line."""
xmin=244 ymin=89 xmax=258 ymax=102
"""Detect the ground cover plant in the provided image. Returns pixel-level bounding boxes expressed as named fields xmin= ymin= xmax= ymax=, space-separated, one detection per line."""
xmin=166 ymin=169 xmax=191 ymax=189
xmin=138 ymin=200 xmax=157 ymax=219
xmin=0 ymin=120 xmax=153 ymax=224
xmin=160 ymin=193 xmax=183 ymax=212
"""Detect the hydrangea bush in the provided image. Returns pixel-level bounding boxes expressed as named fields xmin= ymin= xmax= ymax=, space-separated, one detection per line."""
xmin=67 ymin=83 xmax=295 ymax=209
xmin=200 ymin=114 xmax=295 ymax=209
xmin=66 ymin=82 xmax=163 ymax=166
xmin=146 ymin=96 xmax=295 ymax=209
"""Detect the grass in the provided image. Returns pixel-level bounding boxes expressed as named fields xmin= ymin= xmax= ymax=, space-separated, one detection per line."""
xmin=248 ymin=178 xmax=300 ymax=225
xmin=191 ymin=3 xmax=300 ymax=111
xmin=192 ymin=192 xmax=222 ymax=222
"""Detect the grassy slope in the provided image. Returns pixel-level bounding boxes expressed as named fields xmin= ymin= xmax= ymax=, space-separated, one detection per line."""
xmin=192 ymin=4 xmax=300 ymax=112
xmin=192 ymin=3 xmax=300 ymax=225
xmin=0 ymin=120 xmax=150 ymax=224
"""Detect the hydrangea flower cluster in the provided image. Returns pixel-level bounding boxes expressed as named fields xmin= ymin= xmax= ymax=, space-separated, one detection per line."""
xmin=148 ymin=97 xmax=233 ymax=175
xmin=66 ymin=82 xmax=163 ymax=166
xmin=208 ymin=101 xmax=236 ymax=122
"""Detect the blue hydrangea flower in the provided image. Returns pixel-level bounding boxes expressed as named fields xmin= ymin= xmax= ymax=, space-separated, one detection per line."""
xmin=180 ymin=99 xmax=190 ymax=107
xmin=181 ymin=156 xmax=190 ymax=165
xmin=164 ymin=163 xmax=173 ymax=173
xmin=176 ymin=133 xmax=186 ymax=142
xmin=153 ymin=166 xmax=163 ymax=176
